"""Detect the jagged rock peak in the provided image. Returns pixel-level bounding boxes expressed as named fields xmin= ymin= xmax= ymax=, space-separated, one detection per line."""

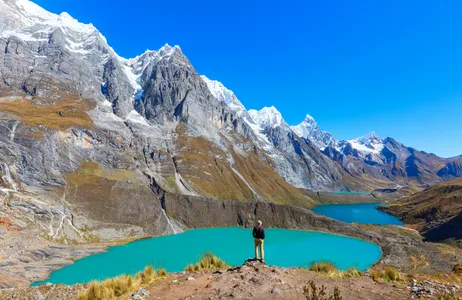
xmin=291 ymin=114 xmax=336 ymax=150
xmin=291 ymin=114 xmax=318 ymax=137
xmin=352 ymin=131 xmax=382 ymax=145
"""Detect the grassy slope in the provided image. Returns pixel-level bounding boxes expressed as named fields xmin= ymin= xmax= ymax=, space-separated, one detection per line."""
xmin=381 ymin=178 xmax=462 ymax=244
xmin=0 ymin=93 xmax=95 ymax=137
xmin=174 ymin=124 xmax=315 ymax=207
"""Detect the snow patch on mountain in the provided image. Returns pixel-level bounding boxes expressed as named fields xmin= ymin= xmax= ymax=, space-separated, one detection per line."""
xmin=248 ymin=106 xmax=285 ymax=129
xmin=1 ymin=0 xmax=96 ymax=33
xmin=341 ymin=132 xmax=384 ymax=154
xmin=292 ymin=115 xmax=316 ymax=137
xmin=126 ymin=110 xmax=150 ymax=126
xmin=243 ymin=118 xmax=273 ymax=150
xmin=200 ymin=76 xmax=246 ymax=114
xmin=1 ymin=0 xmax=101 ymax=55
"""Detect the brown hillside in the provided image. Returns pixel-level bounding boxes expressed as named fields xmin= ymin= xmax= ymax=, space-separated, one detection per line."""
xmin=381 ymin=178 xmax=462 ymax=246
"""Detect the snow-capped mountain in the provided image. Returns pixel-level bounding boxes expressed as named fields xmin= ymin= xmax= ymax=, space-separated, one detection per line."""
xmin=1 ymin=0 xmax=460 ymax=213
xmin=347 ymin=132 xmax=383 ymax=154
xmin=291 ymin=114 xmax=337 ymax=150
xmin=336 ymin=132 xmax=385 ymax=159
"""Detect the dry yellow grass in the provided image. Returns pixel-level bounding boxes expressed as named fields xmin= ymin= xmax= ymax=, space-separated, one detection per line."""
xmin=370 ymin=266 xmax=405 ymax=283
xmin=307 ymin=261 xmax=363 ymax=279
xmin=77 ymin=265 xmax=167 ymax=300
xmin=66 ymin=162 xmax=143 ymax=187
xmin=0 ymin=95 xmax=95 ymax=134
xmin=184 ymin=252 xmax=229 ymax=273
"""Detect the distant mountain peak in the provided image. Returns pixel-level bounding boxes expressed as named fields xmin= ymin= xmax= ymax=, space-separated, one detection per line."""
xmin=157 ymin=43 xmax=182 ymax=56
xmin=303 ymin=114 xmax=316 ymax=123
xmin=291 ymin=114 xmax=336 ymax=150
xmin=343 ymin=131 xmax=383 ymax=154
xmin=352 ymin=131 xmax=382 ymax=145
xmin=248 ymin=106 xmax=285 ymax=129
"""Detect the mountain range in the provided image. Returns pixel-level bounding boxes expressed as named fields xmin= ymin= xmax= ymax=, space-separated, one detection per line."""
xmin=0 ymin=0 xmax=461 ymax=241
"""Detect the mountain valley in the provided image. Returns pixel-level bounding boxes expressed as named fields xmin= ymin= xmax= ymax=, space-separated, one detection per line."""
xmin=0 ymin=0 xmax=461 ymax=298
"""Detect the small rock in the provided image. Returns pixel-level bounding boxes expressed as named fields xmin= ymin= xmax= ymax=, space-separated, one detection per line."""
xmin=271 ymin=287 xmax=282 ymax=294
xmin=172 ymin=279 xmax=178 ymax=283
xmin=249 ymin=276 xmax=261 ymax=284
xmin=452 ymin=264 xmax=462 ymax=275
xmin=130 ymin=288 xmax=150 ymax=300
xmin=139 ymin=288 xmax=149 ymax=296
xmin=187 ymin=276 xmax=196 ymax=281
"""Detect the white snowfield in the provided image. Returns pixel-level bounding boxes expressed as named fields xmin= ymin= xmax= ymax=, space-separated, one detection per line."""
xmin=1 ymin=0 xmax=99 ymax=54
xmin=346 ymin=132 xmax=384 ymax=154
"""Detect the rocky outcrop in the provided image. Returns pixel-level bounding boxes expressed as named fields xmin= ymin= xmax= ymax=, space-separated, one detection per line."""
xmin=438 ymin=161 xmax=462 ymax=180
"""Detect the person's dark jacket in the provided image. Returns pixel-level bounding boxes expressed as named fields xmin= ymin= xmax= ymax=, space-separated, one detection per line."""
xmin=252 ymin=225 xmax=265 ymax=239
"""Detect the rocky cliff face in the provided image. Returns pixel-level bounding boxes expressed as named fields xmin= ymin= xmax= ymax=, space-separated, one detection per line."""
xmin=0 ymin=0 xmax=316 ymax=245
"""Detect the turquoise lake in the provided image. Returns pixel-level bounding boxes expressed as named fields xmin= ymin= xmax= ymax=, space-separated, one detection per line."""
xmin=312 ymin=203 xmax=403 ymax=225
xmin=332 ymin=191 xmax=371 ymax=195
xmin=32 ymin=227 xmax=382 ymax=286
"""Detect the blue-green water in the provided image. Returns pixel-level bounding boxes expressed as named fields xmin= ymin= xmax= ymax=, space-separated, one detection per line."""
xmin=333 ymin=191 xmax=371 ymax=195
xmin=32 ymin=227 xmax=381 ymax=286
xmin=312 ymin=203 xmax=403 ymax=225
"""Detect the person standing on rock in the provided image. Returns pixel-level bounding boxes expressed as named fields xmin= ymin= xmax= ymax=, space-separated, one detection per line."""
xmin=253 ymin=220 xmax=265 ymax=263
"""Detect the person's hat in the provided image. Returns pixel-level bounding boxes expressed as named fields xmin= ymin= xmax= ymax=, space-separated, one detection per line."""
xmin=257 ymin=220 xmax=262 ymax=225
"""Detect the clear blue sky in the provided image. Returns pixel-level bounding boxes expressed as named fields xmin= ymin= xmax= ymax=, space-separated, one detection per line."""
xmin=34 ymin=0 xmax=462 ymax=158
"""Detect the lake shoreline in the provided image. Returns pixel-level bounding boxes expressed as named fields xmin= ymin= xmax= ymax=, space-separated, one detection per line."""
xmin=32 ymin=227 xmax=383 ymax=286
xmin=2 ymin=193 xmax=461 ymax=290
xmin=311 ymin=203 xmax=403 ymax=225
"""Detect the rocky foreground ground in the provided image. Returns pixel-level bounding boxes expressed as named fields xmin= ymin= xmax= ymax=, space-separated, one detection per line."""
xmin=2 ymin=260 xmax=461 ymax=300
